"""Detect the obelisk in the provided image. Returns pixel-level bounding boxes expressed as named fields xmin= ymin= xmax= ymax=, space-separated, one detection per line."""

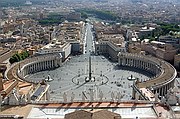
xmin=89 ymin=56 xmax=92 ymax=80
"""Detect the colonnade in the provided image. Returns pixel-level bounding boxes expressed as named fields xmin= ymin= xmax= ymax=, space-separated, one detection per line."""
xmin=118 ymin=53 xmax=177 ymax=96
xmin=118 ymin=54 xmax=162 ymax=77
xmin=18 ymin=54 xmax=62 ymax=78
xmin=151 ymin=80 xmax=174 ymax=96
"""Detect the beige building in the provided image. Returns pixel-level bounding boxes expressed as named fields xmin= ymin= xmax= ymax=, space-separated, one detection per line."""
xmin=141 ymin=41 xmax=177 ymax=62
xmin=36 ymin=41 xmax=71 ymax=61
xmin=95 ymin=34 xmax=127 ymax=62
xmin=94 ymin=22 xmax=127 ymax=61
xmin=0 ymin=49 xmax=16 ymax=63
xmin=174 ymin=54 xmax=180 ymax=70
xmin=128 ymin=43 xmax=141 ymax=54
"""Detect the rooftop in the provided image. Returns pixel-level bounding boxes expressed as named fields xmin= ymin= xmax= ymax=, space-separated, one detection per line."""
xmin=26 ymin=102 xmax=171 ymax=119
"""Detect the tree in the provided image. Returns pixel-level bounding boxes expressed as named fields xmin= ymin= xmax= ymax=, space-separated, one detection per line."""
xmin=9 ymin=51 xmax=30 ymax=64
xmin=81 ymin=12 xmax=88 ymax=19
xmin=9 ymin=57 xmax=16 ymax=64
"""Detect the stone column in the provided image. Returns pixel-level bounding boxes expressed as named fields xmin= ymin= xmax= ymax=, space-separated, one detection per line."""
xmin=48 ymin=61 xmax=50 ymax=69
xmin=160 ymin=88 xmax=163 ymax=96
xmin=140 ymin=61 xmax=142 ymax=69
xmin=151 ymin=64 xmax=153 ymax=73
xmin=36 ymin=63 xmax=38 ymax=71
xmin=167 ymin=84 xmax=169 ymax=91
xmin=52 ymin=60 xmax=55 ymax=67
xmin=143 ymin=61 xmax=145 ymax=69
xmin=34 ymin=63 xmax=35 ymax=72
xmin=0 ymin=94 xmax=2 ymax=111
xmin=41 ymin=62 xmax=43 ymax=70
xmin=134 ymin=60 xmax=136 ymax=68
xmin=134 ymin=59 xmax=137 ymax=67
xmin=50 ymin=61 xmax=52 ymax=68
xmin=162 ymin=87 xmax=165 ymax=96
xmin=128 ymin=59 xmax=130 ymax=66
xmin=43 ymin=61 xmax=45 ymax=69
xmin=145 ymin=62 xmax=148 ymax=70
xmin=27 ymin=66 xmax=29 ymax=74
xmin=39 ymin=62 xmax=41 ymax=71
xmin=25 ymin=67 xmax=27 ymax=76
xmin=137 ymin=60 xmax=139 ymax=68
xmin=164 ymin=85 xmax=167 ymax=95
xmin=33 ymin=64 xmax=35 ymax=73
xmin=122 ymin=58 xmax=125 ymax=66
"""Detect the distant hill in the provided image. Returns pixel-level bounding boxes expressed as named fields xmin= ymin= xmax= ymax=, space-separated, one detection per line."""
xmin=0 ymin=0 xmax=46 ymax=7
xmin=93 ymin=0 xmax=108 ymax=2
xmin=0 ymin=0 xmax=24 ymax=7
xmin=131 ymin=0 xmax=142 ymax=3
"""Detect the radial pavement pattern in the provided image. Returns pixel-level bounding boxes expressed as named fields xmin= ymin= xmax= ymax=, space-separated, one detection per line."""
xmin=27 ymin=54 xmax=153 ymax=101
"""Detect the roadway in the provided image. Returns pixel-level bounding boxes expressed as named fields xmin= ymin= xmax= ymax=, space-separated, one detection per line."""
xmin=83 ymin=23 xmax=95 ymax=55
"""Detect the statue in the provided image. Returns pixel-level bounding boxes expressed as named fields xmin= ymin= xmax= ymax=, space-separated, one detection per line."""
xmin=117 ymin=92 xmax=121 ymax=102
xmin=154 ymin=92 xmax=159 ymax=102
xmin=63 ymin=92 xmax=67 ymax=102
xmin=71 ymin=92 xmax=75 ymax=102
xmin=111 ymin=92 xmax=114 ymax=101
xmin=90 ymin=89 xmax=94 ymax=102
xmin=135 ymin=93 xmax=139 ymax=102
xmin=99 ymin=91 xmax=103 ymax=101
xmin=46 ymin=90 xmax=50 ymax=101
xmin=161 ymin=96 xmax=166 ymax=104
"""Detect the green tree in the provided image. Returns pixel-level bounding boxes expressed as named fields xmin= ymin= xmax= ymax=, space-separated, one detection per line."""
xmin=9 ymin=51 xmax=30 ymax=64
xmin=9 ymin=57 xmax=16 ymax=64
xmin=23 ymin=50 xmax=29 ymax=58
xmin=81 ymin=12 xmax=88 ymax=19
xmin=15 ymin=53 xmax=22 ymax=61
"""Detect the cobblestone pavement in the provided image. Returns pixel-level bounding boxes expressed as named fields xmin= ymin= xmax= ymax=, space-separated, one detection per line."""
xmin=27 ymin=23 xmax=153 ymax=102
xmin=27 ymin=54 xmax=152 ymax=101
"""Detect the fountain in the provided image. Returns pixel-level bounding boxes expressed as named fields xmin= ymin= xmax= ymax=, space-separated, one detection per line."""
xmin=45 ymin=75 xmax=54 ymax=82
